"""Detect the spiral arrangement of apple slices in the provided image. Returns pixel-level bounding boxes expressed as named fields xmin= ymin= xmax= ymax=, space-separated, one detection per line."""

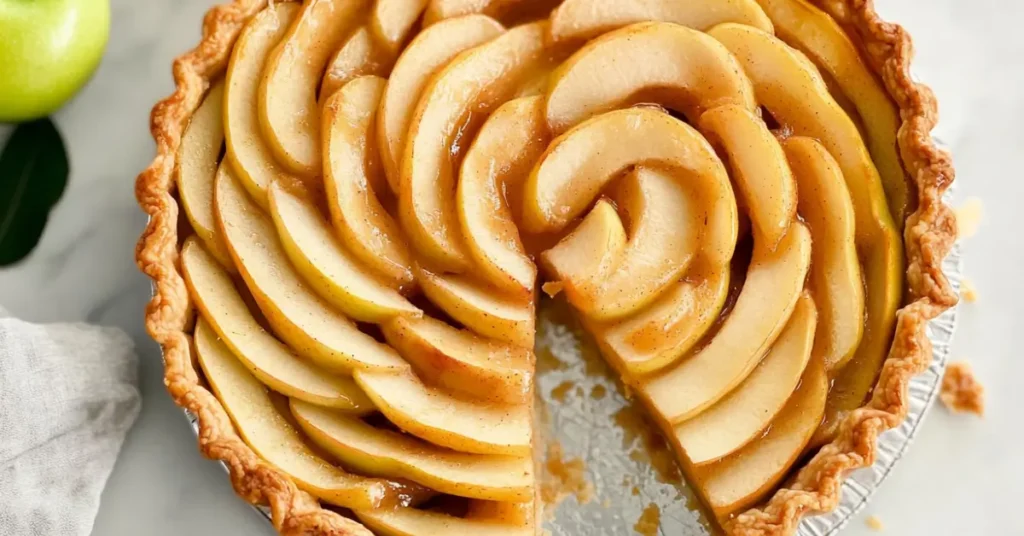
xmin=175 ymin=0 xmax=908 ymax=532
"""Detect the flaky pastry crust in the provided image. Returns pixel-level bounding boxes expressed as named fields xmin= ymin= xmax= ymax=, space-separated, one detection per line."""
xmin=133 ymin=1 xmax=958 ymax=534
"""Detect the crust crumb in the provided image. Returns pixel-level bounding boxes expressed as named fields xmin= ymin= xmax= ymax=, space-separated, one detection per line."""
xmin=634 ymin=503 xmax=661 ymax=536
xmin=541 ymin=441 xmax=593 ymax=507
xmin=542 ymin=281 xmax=564 ymax=298
xmin=960 ymin=278 xmax=978 ymax=303
xmin=865 ymin=515 xmax=884 ymax=531
xmin=940 ymin=362 xmax=985 ymax=416
xmin=955 ymin=197 xmax=984 ymax=239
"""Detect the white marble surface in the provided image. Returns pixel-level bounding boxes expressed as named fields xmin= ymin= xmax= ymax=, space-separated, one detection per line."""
xmin=0 ymin=0 xmax=1019 ymax=534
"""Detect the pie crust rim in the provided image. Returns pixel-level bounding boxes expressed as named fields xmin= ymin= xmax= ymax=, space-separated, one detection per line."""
xmin=132 ymin=1 xmax=959 ymax=534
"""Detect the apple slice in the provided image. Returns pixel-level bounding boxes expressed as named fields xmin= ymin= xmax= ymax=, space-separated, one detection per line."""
xmin=642 ymin=222 xmax=812 ymax=423
xmin=291 ymin=400 xmax=533 ymax=501
xmin=783 ymin=136 xmax=863 ymax=371
xmin=224 ymin=2 xmax=299 ymax=207
xmin=523 ymin=107 xmax=738 ymax=273
xmin=457 ymin=96 xmax=547 ymax=294
xmin=258 ymin=0 xmax=365 ymax=175
xmin=182 ymin=238 xmax=374 ymax=411
xmin=400 ymin=21 xmax=547 ymax=272
xmin=378 ymin=15 xmax=504 ymax=194
xmin=320 ymin=25 xmax=390 ymax=104
xmin=417 ymin=269 xmax=535 ymax=348
xmin=544 ymin=22 xmax=756 ymax=134
xmin=550 ymin=0 xmax=773 ymax=44
xmin=323 ymin=75 xmax=416 ymax=289
xmin=176 ymin=82 xmax=232 ymax=269
xmin=675 ymin=292 xmax=816 ymax=465
xmin=594 ymin=266 xmax=730 ymax=376
xmin=699 ymin=104 xmax=796 ymax=249
xmin=422 ymin=0 xmax=554 ymax=25
xmin=214 ymin=166 xmax=408 ymax=374
xmin=690 ymin=355 xmax=827 ymax=520
xmin=541 ymin=199 xmax=626 ymax=305
xmin=381 ymin=315 xmax=532 ymax=404
xmin=354 ymin=370 xmax=532 ymax=455
xmin=752 ymin=0 xmax=907 ymax=224
xmin=356 ymin=506 xmax=533 ymax=536
xmin=266 ymin=180 xmax=421 ymax=323
xmin=466 ymin=501 xmax=534 ymax=526
xmin=193 ymin=318 xmax=407 ymax=510
xmin=371 ymin=0 xmax=428 ymax=55
xmin=579 ymin=166 xmax=703 ymax=320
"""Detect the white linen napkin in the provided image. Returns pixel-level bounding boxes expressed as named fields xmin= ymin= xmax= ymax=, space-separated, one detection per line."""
xmin=0 ymin=308 xmax=141 ymax=536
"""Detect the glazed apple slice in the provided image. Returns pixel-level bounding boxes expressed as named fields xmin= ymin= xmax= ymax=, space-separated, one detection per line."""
xmin=422 ymin=0 xmax=556 ymax=25
xmin=549 ymin=0 xmax=773 ymax=44
xmin=524 ymin=107 xmax=737 ymax=273
xmin=457 ymin=96 xmax=547 ymax=294
xmin=544 ymin=21 xmax=756 ymax=134
xmin=259 ymin=0 xmax=365 ymax=175
xmin=674 ymin=292 xmax=816 ymax=465
xmin=214 ymin=166 xmax=408 ymax=374
xmin=783 ymin=136 xmax=863 ymax=371
xmin=291 ymin=400 xmax=533 ymax=501
xmin=580 ymin=167 xmax=703 ymax=320
xmin=642 ymin=222 xmax=812 ymax=423
xmin=356 ymin=505 xmax=533 ymax=536
xmin=371 ymin=0 xmax=428 ymax=55
xmin=466 ymin=501 xmax=534 ymax=526
xmin=354 ymin=370 xmax=532 ymax=456
xmin=541 ymin=199 xmax=627 ymax=305
xmin=182 ymin=238 xmax=374 ymax=411
xmin=323 ymin=75 xmax=415 ymax=289
xmin=400 ymin=21 xmax=547 ymax=272
xmin=381 ymin=315 xmax=532 ymax=404
xmin=193 ymin=318 xmax=421 ymax=510
xmin=417 ymin=268 xmax=535 ymax=348
xmin=176 ymin=82 xmax=232 ymax=269
xmin=320 ymin=26 xmax=390 ymax=104
xmin=377 ymin=14 xmax=504 ymax=193
xmin=690 ymin=354 xmax=827 ymax=520
xmin=224 ymin=2 xmax=298 ymax=206
xmin=752 ymin=0 xmax=907 ymax=223
xmin=594 ymin=266 xmax=730 ymax=376
xmin=266 ymin=180 xmax=421 ymax=323
xmin=699 ymin=104 xmax=796 ymax=249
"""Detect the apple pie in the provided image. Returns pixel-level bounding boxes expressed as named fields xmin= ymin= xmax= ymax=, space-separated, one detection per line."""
xmin=136 ymin=0 xmax=958 ymax=534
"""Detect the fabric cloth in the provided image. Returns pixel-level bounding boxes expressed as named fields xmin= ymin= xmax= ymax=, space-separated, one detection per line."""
xmin=0 ymin=308 xmax=140 ymax=535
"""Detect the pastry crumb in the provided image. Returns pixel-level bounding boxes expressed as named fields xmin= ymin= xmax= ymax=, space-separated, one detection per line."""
xmin=960 ymin=278 xmax=978 ymax=303
xmin=955 ymin=197 xmax=984 ymax=239
xmin=541 ymin=441 xmax=593 ymax=507
xmin=941 ymin=361 xmax=985 ymax=416
xmin=634 ymin=503 xmax=661 ymax=536
xmin=865 ymin=515 xmax=884 ymax=531
xmin=542 ymin=281 xmax=564 ymax=298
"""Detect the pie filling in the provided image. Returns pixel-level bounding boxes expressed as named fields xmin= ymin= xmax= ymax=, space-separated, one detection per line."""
xmin=175 ymin=0 xmax=909 ymax=533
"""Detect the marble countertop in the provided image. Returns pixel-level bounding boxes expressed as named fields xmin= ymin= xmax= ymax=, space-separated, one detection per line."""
xmin=0 ymin=0 xmax=1019 ymax=534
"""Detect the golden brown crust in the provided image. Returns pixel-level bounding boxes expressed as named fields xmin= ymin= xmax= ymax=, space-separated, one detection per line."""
xmin=725 ymin=0 xmax=958 ymax=534
xmin=134 ymin=0 xmax=958 ymax=534
xmin=134 ymin=1 xmax=370 ymax=534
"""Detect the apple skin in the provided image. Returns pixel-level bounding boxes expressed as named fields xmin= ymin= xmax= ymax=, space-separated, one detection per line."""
xmin=0 ymin=0 xmax=110 ymax=122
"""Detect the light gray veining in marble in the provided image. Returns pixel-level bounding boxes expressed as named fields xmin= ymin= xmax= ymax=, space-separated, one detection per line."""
xmin=0 ymin=0 xmax=1020 ymax=534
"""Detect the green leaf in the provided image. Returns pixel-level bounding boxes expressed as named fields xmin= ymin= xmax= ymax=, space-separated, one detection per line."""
xmin=0 ymin=118 xmax=69 ymax=266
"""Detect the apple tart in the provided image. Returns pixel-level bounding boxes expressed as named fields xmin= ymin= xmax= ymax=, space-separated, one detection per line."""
xmin=136 ymin=0 xmax=957 ymax=534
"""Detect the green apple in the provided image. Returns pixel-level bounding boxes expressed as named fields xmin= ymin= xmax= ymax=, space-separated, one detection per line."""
xmin=0 ymin=0 xmax=110 ymax=122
